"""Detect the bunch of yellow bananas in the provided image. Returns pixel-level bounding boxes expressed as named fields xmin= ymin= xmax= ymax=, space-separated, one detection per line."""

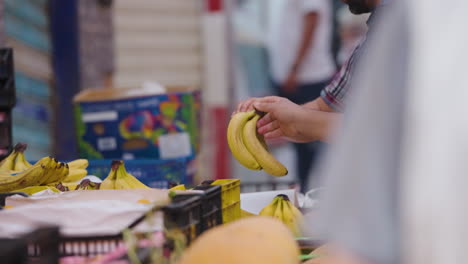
xmin=259 ymin=194 xmax=303 ymax=237
xmin=100 ymin=160 xmax=150 ymax=189
xmin=64 ymin=159 xmax=89 ymax=183
xmin=0 ymin=143 xmax=89 ymax=194
xmin=0 ymin=156 xmax=68 ymax=192
xmin=227 ymin=110 xmax=288 ymax=176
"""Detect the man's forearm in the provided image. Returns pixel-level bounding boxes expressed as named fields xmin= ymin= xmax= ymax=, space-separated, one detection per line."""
xmin=303 ymin=97 xmax=336 ymax=112
xmin=295 ymin=108 xmax=341 ymax=143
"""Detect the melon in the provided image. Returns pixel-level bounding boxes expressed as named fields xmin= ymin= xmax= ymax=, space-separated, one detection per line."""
xmin=178 ymin=216 xmax=300 ymax=264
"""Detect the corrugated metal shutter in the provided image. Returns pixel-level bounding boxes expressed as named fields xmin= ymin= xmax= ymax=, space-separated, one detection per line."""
xmin=113 ymin=0 xmax=203 ymax=88
xmin=4 ymin=0 xmax=54 ymax=159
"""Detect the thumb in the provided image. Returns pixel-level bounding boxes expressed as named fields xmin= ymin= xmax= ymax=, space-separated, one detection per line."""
xmin=253 ymin=102 xmax=274 ymax=113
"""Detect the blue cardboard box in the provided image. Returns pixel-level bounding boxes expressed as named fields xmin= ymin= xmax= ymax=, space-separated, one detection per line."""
xmin=73 ymin=87 xmax=199 ymax=160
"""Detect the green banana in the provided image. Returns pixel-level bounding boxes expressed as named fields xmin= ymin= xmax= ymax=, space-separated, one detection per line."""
xmin=227 ymin=111 xmax=262 ymax=170
xmin=242 ymin=114 xmax=288 ymax=176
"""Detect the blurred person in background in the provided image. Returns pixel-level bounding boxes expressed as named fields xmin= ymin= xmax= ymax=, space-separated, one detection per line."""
xmin=267 ymin=0 xmax=335 ymax=191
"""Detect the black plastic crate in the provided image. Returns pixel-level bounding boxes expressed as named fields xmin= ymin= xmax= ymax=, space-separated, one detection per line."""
xmin=0 ymin=227 xmax=60 ymax=264
xmin=193 ymin=185 xmax=222 ymax=232
xmin=0 ymin=193 xmax=199 ymax=258
xmin=162 ymin=195 xmax=202 ymax=245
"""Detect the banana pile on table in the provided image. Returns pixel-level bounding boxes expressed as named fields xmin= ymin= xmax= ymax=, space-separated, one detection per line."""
xmin=0 ymin=143 xmax=88 ymax=194
xmin=227 ymin=110 xmax=288 ymax=176
xmin=100 ymin=160 xmax=149 ymax=190
xmin=259 ymin=194 xmax=303 ymax=237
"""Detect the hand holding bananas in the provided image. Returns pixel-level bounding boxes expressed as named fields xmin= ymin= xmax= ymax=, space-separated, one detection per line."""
xmin=234 ymin=96 xmax=340 ymax=143
xmin=259 ymin=194 xmax=303 ymax=237
xmin=228 ymin=110 xmax=288 ymax=176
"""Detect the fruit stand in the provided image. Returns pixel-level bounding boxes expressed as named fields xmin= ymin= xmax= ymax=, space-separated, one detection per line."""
xmin=0 ymin=70 xmax=321 ymax=264
xmin=0 ymin=141 xmax=322 ymax=263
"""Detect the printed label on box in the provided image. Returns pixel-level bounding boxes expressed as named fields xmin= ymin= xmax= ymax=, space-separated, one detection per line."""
xmin=159 ymin=132 xmax=191 ymax=159
xmin=98 ymin=137 xmax=117 ymax=151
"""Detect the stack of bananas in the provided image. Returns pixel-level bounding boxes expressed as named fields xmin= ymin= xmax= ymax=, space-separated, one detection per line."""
xmin=259 ymin=194 xmax=303 ymax=237
xmin=0 ymin=143 xmax=89 ymax=194
xmin=100 ymin=160 xmax=150 ymax=189
xmin=227 ymin=110 xmax=288 ymax=176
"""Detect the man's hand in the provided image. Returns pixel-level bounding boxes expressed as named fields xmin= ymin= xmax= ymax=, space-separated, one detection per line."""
xmin=234 ymin=96 xmax=285 ymax=114
xmin=234 ymin=96 xmax=339 ymax=143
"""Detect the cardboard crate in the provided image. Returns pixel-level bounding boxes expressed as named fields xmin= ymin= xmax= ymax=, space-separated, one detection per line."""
xmin=74 ymin=86 xmax=199 ymax=160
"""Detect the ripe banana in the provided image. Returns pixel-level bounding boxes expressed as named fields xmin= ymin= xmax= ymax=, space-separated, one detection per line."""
xmin=258 ymin=195 xmax=303 ymax=237
xmin=0 ymin=143 xmax=33 ymax=171
xmin=14 ymin=151 xmax=32 ymax=171
xmin=227 ymin=111 xmax=262 ymax=170
xmin=64 ymin=169 xmax=88 ymax=183
xmin=100 ymin=161 xmax=119 ymax=189
xmin=40 ymin=158 xmax=59 ymax=185
xmin=12 ymin=186 xmax=61 ymax=195
xmin=0 ymin=149 xmax=18 ymax=171
xmin=100 ymin=160 xmax=150 ymax=190
xmin=273 ymin=197 xmax=284 ymax=220
xmin=259 ymin=196 xmax=279 ymax=217
xmin=242 ymin=114 xmax=288 ymax=176
xmin=113 ymin=161 xmax=150 ymax=189
xmin=282 ymin=199 xmax=303 ymax=237
xmin=67 ymin=159 xmax=89 ymax=170
xmin=75 ymin=179 xmax=100 ymax=190
xmin=0 ymin=163 xmax=46 ymax=192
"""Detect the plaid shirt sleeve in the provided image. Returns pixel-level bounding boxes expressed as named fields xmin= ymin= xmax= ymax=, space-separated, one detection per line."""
xmin=321 ymin=43 xmax=363 ymax=112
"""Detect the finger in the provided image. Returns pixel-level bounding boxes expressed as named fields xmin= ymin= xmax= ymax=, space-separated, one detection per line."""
xmin=257 ymin=96 xmax=282 ymax=103
xmin=264 ymin=129 xmax=283 ymax=139
xmin=239 ymin=98 xmax=257 ymax=112
xmin=253 ymin=102 xmax=274 ymax=113
xmin=257 ymin=113 xmax=274 ymax=127
xmin=258 ymin=120 xmax=279 ymax=135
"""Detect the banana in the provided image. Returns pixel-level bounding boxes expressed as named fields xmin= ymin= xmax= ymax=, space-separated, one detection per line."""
xmin=227 ymin=111 xmax=262 ymax=170
xmin=64 ymin=169 xmax=88 ymax=183
xmin=282 ymin=199 xmax=302 ymax=237
xmin=12 ymin=186 xmax=61 ymax=195
xmin=0 ymin=163 xmax=46 ymax=192
xmin=61 ymin=182 xmax=79 ymax=191
xmin=12 ymin=143 xmax=32 ymax=171
xmin=40 ymin=158 xmax=59 ymax=185
xmin=242 ymin=114 xmax=288 ymax=176
xmin=259 ymin=196 xmax=279 ymax=217
xmin=14 ymin=151 xmax=32 ymax=171
xmin=100 ymin=161 xmax=119 ymax=189
xmin=0 ymin=149 xmax=18 ymax=171
xmin=113 ymin=161 xmax=150 ymax=189
xmin=75 ymin=179 xmax=100 ymax=190
xmin=273 ymin=197 xmax=284 ymax=220
xmin=67 ymin=159 xmax=89 ymax=170
xmin=56 ymin=163 xmax=70 ymax=183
